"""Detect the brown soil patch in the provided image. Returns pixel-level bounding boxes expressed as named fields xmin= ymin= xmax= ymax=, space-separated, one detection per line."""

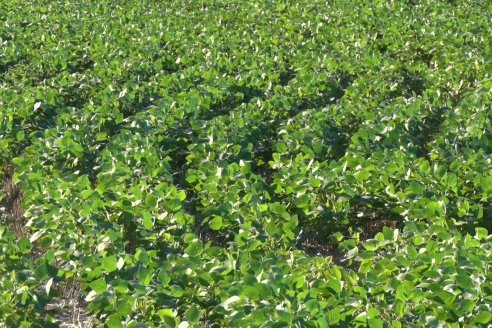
xmin=2 ymin=165 xmax=26 ymax=236
xmin=359 ymin=219 xmax=398 ymax=240
xmin=300 ymin=237 xmax=347 ymax=266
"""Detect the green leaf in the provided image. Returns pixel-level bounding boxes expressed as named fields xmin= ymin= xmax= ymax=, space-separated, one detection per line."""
xmin=391 ymin=321 xmax=402 ymax=328
xmin=354 ymin=169 xmax=371 ymax=182
xmin=96 ymin=132 xmax=107 ymax=141
xmin=368 ymin=308 xmax=379 ymax=319
xmin=412 ymin=235 xmax=424 ymax=246
xmin=476 ymin=311 xmax=492 ymax=324
xmin=90 ymin=278 xmax=107 ymax=294
xmin=396 ymin=281 xmax=413 ymax=301
xmin=18 ymin=236 xmax=32 ymax=254
xmin=185 ymin=241 xmax=203 ymax=257
xmin=368 ymin=318 xmax=384 ymax=328
xmin=419 ymin=160 xmax=430 ymax=174
xmin=275 ymin=142 xmax=287 ymax=153
xmin=116 ymin=297 xmax=134 ymax=316
xmin=21 ymin=291 xmax=28 ymax=305
xmin=106 ymin=314 xmax=123 ymax=328
xmin=326 ymin=279 xmax=341 ymax=295
xmin=16 ymin=131 xmax=25 ymax=141
xmin=185 ymin=305 xmax=200 ymax=322
xmin=177 ymin=190 xmax=186 ymax=201
xmin=475 ymin=227 xmax=488 ymax=240
xmin=101 ymin=256 xmax=118 ymax=273
xmin=145 ymin=194 xmax=157 ymax=207
xmin=110 ymin=280 xmax=129 ymax=294
xmin=142 ymin=211 xmax=153 ymax=229
xmin=157 ymin=309 xmax=176 ymax=326
xmin=456 ymin=273 xmax=473 ymax=289
xmin=327 ymin=308 xmax=341 ymax=324
xmin=159 ymin=271 xmax=171 ymax=286
xmin=364 ymin=240 xmax=379 ymax=251
xmin=382 ymin=226 xmax=393 ymax=241
xmin=393 ymin=300 xmax=405 ymax=318
xmin=135 ymin=248 xmax=149 ymax=264
xmin=309 ymin=177 xmax=321 ymax=188
xmin=220 ymin=295 xmax=241 ymax=310
xmin=209 ymin=216 xmax=223 ymax=230
xmin=436 ymin=290 xmax=456 ymax=306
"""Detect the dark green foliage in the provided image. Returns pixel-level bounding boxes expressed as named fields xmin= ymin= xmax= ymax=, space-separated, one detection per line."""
xmin=1 ymin=0 xmax=492 ymax=326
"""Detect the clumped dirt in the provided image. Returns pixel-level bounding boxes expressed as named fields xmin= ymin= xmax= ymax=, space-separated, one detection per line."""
xmin=299 ymin=217 xmax=399 ymax=270
xmin=300 ymin=236 xmax=347 ymax=266
xmin=359 ymin=219 xmax=398 ymax=240
xmin=50 ymin=278 xmax=94 ymax=328
xmin=1 ymin=166 xmax=26 ymax=236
